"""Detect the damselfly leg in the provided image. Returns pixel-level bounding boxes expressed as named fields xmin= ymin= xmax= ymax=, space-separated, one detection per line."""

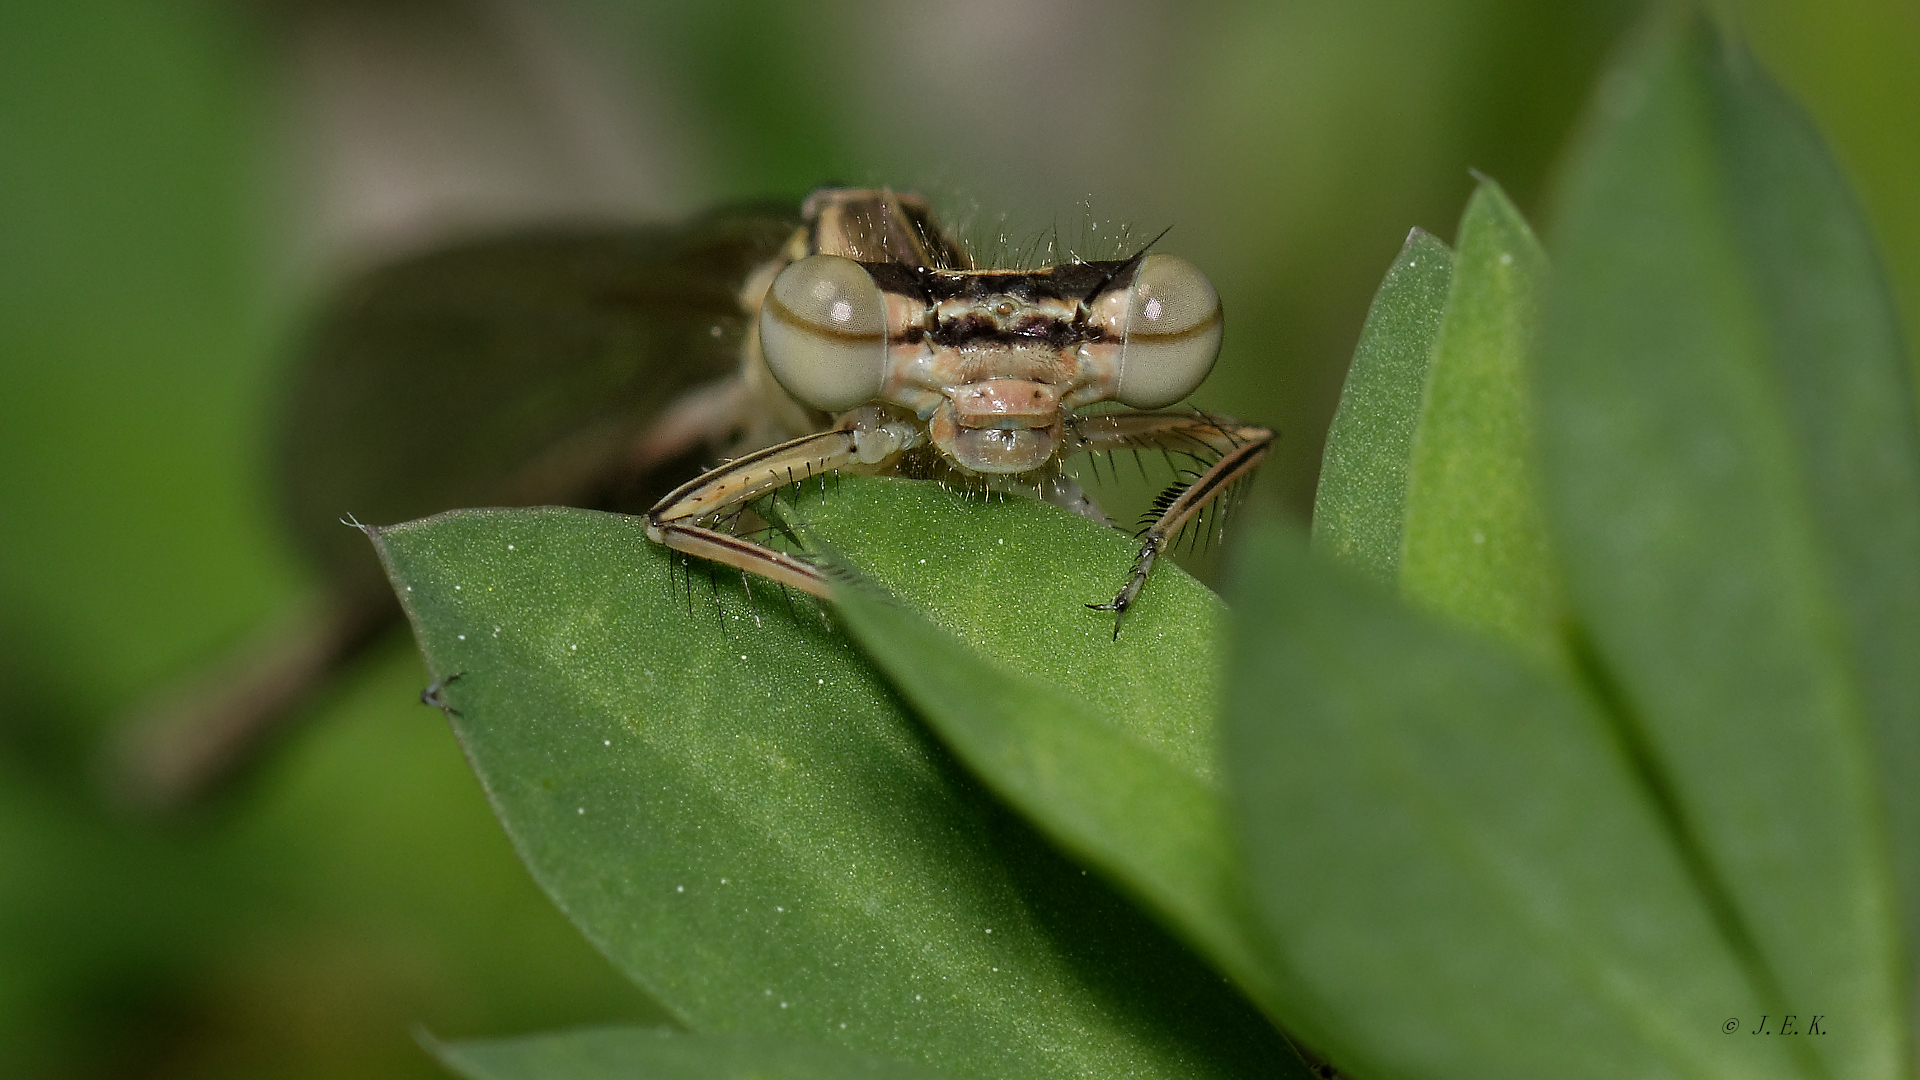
xmin=646 ymin=406 xmax=1272 ymax=634
xmin=1071 ymin=411 xmax=1274 ymax=636
xmin=645 ymin=428 xmax=856 ymax=599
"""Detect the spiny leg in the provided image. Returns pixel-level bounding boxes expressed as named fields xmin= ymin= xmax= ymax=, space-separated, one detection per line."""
xmin=1073 ymin=411 xmax=1274 ymax=638
xmin=646 ymin=428 xmax=865 ymax=600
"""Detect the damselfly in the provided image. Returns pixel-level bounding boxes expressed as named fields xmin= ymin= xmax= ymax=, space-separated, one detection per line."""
xmin=648 ymin=188 xmax=1272 ymax=634
xmin=114 ymin=187 xmax=1269 ymax=808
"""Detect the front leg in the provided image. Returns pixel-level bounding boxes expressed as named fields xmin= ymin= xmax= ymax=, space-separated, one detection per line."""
xmin=645 ymin=429 xmax=860 ymax=597
xmin=644 ymin=409 xmax=924 ymax=597
xmin=1073 ymin=411 xmax=1275 ymax=637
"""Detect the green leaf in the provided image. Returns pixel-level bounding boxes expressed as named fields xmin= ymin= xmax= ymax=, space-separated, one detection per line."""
xmin=1537 ymin=8 xmax=1918 ymax=1077
xmin=1225 ymin=524 xmax=1805 ymax=1080
xmin=427 ymin=1026 xmax=958 ymax=1080
xmin=1398 ymin=178 xmax=1561 ymax=662
xmin=369 ymin=492 xmax=1280 ymax=1080
xmin=1312 ymin=228 xmax=1455 ymax=583
xmin=797 ymin=475 xmax=1227 ymax=781
xmin=816 ymin=530 xmax=1309 ymax=1078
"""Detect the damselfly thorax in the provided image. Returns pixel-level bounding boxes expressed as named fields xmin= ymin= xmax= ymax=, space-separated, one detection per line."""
xmin=649 ymin=188 xmax=1272 ymax=635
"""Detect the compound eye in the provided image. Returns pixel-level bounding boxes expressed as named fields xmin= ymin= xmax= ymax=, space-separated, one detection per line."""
xmin=1113 ymin=254 xmax=1223 ymax=409
xmin=759 ymin=254 xmax=888 ymax=411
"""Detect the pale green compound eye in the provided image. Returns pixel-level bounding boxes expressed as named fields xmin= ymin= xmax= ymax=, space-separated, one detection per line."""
xmin=759 ymin=254 xmax=888 ymax=412
xmin=1113 ymin=254 xmax=1224 ymax=409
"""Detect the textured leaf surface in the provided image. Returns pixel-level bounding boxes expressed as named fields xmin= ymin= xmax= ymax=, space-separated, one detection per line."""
xmin=1537 ymin=9 xmax=1917 ymax=1077
xmin=1312 ymin=228 xmax=1454 ymax=583
xmin=798 ymin=476 xmax=1228 ymax=782
xmin=1226 ymin=525 xmax=1805 ymax=1080
xmin=819 ymin=541 xmax=1306 ymax=1077
xmin=429 ymin=1027 xmax=957 ymax=1080
xmin=370 ymin=483 xmax=1279 ymax=1080
xmin=1398 ymin=179 xmax=1560 ymax=660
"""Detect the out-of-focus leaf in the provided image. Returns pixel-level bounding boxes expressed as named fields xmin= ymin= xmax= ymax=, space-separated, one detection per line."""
xmin=1398 ymin=179 xmax=1560 ymax=661
xmin=369 ymin=490 xmax=1280 ymax=1080
xmin=1536 ymin=9 xmax=1917 ymax=1077
xmin=427 ymin=1026 xmax=957 ymax=1080
xmin=819 ymin=541 xmax=1307 ymax=1078
xmin=1311 ymin=228 xmax=1454 ymax=583
xmin=1225 ymin=523 xmax=1807 ymax=1080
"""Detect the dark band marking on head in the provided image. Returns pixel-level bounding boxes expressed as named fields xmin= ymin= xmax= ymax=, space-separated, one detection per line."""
xmin=762 ymin=289 xmax=886 ymax=344
xmin=1125 ymin=304 xmax=1224 ymax=344
xmin=927 ymin=318 xmax=1107 ymax=351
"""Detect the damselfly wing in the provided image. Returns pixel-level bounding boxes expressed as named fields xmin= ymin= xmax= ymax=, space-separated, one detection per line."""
xmin=115 ymin=200 xmax=811 ymax=809
xmin=283 ymin=200 xmax=807 ymax=594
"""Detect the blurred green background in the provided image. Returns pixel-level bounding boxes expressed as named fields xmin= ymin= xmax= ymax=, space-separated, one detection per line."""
xmin=0 ymin=1 xmax=1912 ymax=1076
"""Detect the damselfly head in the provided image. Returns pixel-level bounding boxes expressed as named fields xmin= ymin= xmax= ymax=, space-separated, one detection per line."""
xmin=759 ymin=191 xmax=1224 ymax=478
xmin=757 ymin=257 xmax=1223 ymax=473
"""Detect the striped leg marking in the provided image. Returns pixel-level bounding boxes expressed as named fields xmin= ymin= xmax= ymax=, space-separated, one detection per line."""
xmin=645 ymin=428 xmax=862 ymax=599
xmin=1073 ymin=412 xmax=1274 ymax=638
